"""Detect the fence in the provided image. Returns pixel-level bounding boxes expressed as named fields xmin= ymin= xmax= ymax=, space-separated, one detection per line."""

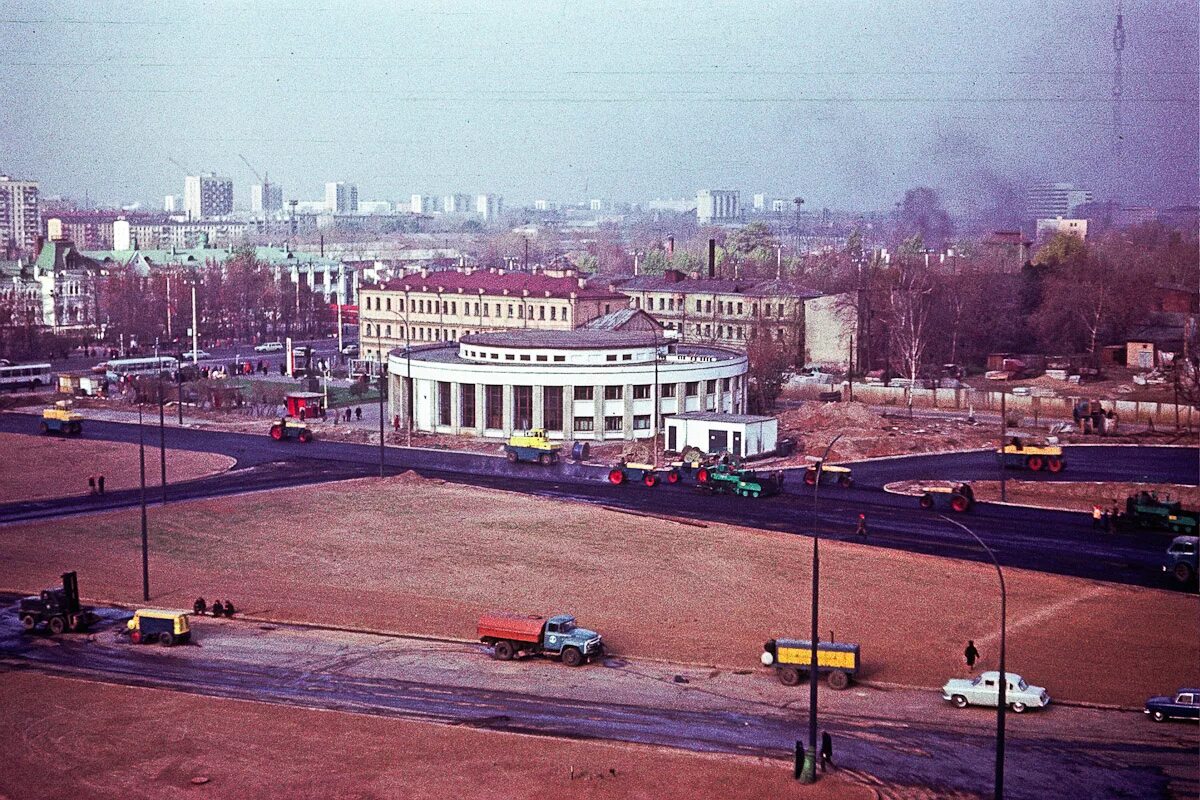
xmin=788 ymin=382 xmax=1196 ymax=430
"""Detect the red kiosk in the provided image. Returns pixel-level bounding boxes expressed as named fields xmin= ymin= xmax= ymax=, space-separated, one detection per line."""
xmin=284 ymin=391 xmax=325 ymax=420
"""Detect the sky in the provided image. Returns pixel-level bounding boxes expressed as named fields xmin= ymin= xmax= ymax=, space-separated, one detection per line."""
xmin=1 ymin=0 xmax=1197 ymax=215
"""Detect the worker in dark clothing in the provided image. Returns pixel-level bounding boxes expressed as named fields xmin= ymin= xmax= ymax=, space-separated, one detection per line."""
xmin=222 ymin=600 xmax=235 ymax=617
xmin=193 ymin=597 xmax=207 ymax=615
xmin=88 ymin=475 xmax=96 ymax=494
xmin=964 ymin=640 xmax=979 ymax=672
xmin=355 ymin=406 xmax=362 ymax=421
xmin=97 ymin=474 xmax=105 ymax=494
xmin=855 ymin=513 xmax=867 ymax=537
xmin=820 ymin=731 xmax=835 ymax=772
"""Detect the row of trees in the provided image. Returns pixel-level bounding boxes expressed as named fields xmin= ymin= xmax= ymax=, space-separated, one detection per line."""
xmin=100 ymin=248 xmax=334 ymax=349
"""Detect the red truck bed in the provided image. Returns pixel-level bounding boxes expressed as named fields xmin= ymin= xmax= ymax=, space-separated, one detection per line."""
xmin=477 ymin=612 xmax=545 ymax=643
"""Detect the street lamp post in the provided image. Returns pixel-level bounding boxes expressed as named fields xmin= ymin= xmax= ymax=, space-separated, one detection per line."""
xmin=190 ymin=278 xmax=199 ymax=366
xmin=800 ymin=433 xmax=842 ymax=783
xmin=941 ymin=514 xmax=1007 ymax=800
xmin=652 ymin=327 xmax=660 ymax=466
xmin=377 ymin=349 xmax=385 ymax=479
xmin=137 ymin=402 xmax=150 ymax=601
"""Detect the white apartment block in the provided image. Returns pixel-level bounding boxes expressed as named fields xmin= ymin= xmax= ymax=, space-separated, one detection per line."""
xmin=0 ymin=175 xmax=41 ymax=253
xmin=325 ymin=182 xmax=358 ymax=214
xmin=184 ymin=173 xmax=234 ymax=220
xmin=696 ymin=189 xmax=739 ymax=225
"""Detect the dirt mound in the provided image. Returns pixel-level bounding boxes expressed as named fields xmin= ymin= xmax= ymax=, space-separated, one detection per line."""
xmin=388 ymin=470 xmax=441 ymax=485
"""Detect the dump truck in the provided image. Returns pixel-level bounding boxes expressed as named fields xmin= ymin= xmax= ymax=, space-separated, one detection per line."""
xmin=477 ymin=612 xmax=604 ymax=666
xmin=761 ymin=638 xmax=861 ymax=689
xmin=17 ymin=572 xmax=99 ymax=635
xmin=504 ymin=428 xmax=561 ymax=465
xmin=697 ymin=462 xmax=785 ymax=498
xmin=607 ymin=461 xmax=684 ymax=487
xmin=996 ymin=437 xmax=1065 ymax=473
xmin=1163 ymin=535 xmax=1198 ymax=585
xmin=1120 ymin=492 xmax=1198 ymax=535
xmin=39 ymin=401 xmax=83 ymax=436
xmin=269 ymin=416 xmax=313 ymax=443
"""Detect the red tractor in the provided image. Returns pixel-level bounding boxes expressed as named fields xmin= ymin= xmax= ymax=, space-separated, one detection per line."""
xmin=269 ymin=416 xmax=314 ymax=443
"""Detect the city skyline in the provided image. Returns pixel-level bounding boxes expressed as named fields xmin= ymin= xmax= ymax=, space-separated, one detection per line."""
xmin=1 ymin=1 xmax=1197 ymax=217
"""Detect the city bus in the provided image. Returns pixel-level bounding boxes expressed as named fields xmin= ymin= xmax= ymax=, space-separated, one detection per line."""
xmin=0 ymin=362 xmax=53 ymax=391
xmin=103 ymin=356 xmax=179 ymax=383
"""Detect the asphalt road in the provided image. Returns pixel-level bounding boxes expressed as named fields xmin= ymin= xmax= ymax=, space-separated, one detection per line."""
xmin=1 ymin=603 xmax=1194 ymax=800
xmin=1 ymin=412 xmax=1195 ymax=592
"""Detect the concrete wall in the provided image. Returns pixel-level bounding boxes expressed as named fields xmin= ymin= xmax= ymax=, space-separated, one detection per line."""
xmin=789 ymin=382 xmax=1196 ymax=429
xmin=804 ymin=293 xmax=857 ymax=369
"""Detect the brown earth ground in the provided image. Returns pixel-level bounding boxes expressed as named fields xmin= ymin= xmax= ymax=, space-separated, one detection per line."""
xmin=0 ymin=672 xmax=883 ymax=800
xmin=1 ymin=475 xmax=1195 ymax=709
xmin=0 ymin=432 xmax=235 ymax=502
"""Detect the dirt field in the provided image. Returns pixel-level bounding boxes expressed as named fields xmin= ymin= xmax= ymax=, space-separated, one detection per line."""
xmin=0 ymin=672 xmax=880 ymax=800
xmin=0 ymin=432 xmax=235 ymax=502
xmin=0 ymin=474 xmax=1194 ymax=709
xmin=971 ymin=481 xmax=1200 ymax=513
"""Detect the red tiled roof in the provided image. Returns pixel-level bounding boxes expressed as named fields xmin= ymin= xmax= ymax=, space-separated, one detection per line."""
xmin=374 ymin=270 xmax=625 ymax=300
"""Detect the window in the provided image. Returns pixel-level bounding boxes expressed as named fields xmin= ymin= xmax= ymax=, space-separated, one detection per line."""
xmin=633 ymin=415 xmax=651 ymax=430
xmin=703 ymin=324 xmax=711 ymax=336
xmin=482 ymin=303 xmax=489 ymax=317
xmin=706 ymin=379 xmax=717 ymax=393
xmin=574 ymin=416 xmax=595 ymax=432
xmin=507 ymin=304 xmax=514 ymax=318
xmin=604 ymin=415 xmax=623 ymax=432
xmin=550 ymin=306 xmax=557 ymax=320
xmin=473 ymin=303 xmax=479 ymax=316
xmin=553 ymin=355 xmax=565 ymax=362
xmin=451 ymin=301 xmax=457 ymax=316
xmin=657 ymin=298 xmax=665 ymax=311
xmin=519 ymin=354 xmax=530 ymax=361
xmin=737 ymin=302 xmax=743 ymax=314
xmin=543 ymin=386 xmax=563 ymax=432
xmin=604 ymin=385 xmax=623 ymax=400
xmin=518 ymin=305 xmax=524 ymax=319
xmin=777 ymin=328 xmax=785 ymax=341
xmin=621 ymin=353 xmax=632 ymax=361
xmin=705 ymin=300 xmax=712 ymax=312
xmin=485 ymin=385 xmax=503 ymax=429
xmin=660 ymin=383 xmax=676 ymax=397
xmin=737 ymin=326 xmax=743 ymax=339
xmin=539 ymin=305 xmax=545 ymax=320
xmin=685 ymin=381 xmax=698 ymax=397
xmin=512 ymin=386 xmax=533 ymax=430
xmin=695 ymin=299 xmax=703 ymax=312
xmin=778 ymin=303 xmax=785 ymax=317
xmin=574 ymin=385 xmax=594 ymax=400
xmin=386 ymin=324 xmax=392 ymax=337
xmin=633 ymin=384 xmax=651 ymax=399
xmin=437 ymin=381 xmax=451 ymax=426
xmin=606 ymin=354 xmax=617 ymax=362
xmin=535 ymin=354 xmax=547 ymax=362
xmin=385 ymin=297 xmax=392 ymax=311
xmin=721 ymin=377 xmax=730 ymax=392
xmin=505 ymin=353 xmax=515 ymax=360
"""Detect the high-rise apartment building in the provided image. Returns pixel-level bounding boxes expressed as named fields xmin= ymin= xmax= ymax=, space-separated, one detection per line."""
xmin=410 ymin=194 xmax=437 ymax=215
xmin=184 ymin=173 xmax=233 ymax=220
xmin=0 ymin=175 xmax=41 ymax=253
xmin=696 ymin=189 xmax=739 ymax=224
xmin=164 ymin=195 xmax=177 ymax=213
xmin=442 ymin=194 xmax=471 ymax=214
xmin=1027 ymin=183 xmax=1093 ymax=219
xmin=325 ymin=182 xmax=358 ymax=214
xmin=476 ymin=194 xmax=503 ymax=221
xmin=251 ymin=182 xmax=284 ymax=214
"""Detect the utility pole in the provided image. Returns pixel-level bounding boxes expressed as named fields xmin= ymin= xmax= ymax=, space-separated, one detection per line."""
xmin=1000 ymin=392 xmax=1008 ymax=502
xmin=158 ymin=378 xmax=167 ymax=505
xmin=190 ymin=279 xmax=199 ymax=365
xmin=378 ymin=351 xmax=386 ymax=478
xmin=138 ymin=403 xmax=150 ymax=602
xmin=1112 ymin=1 xmax=1126 ymax=155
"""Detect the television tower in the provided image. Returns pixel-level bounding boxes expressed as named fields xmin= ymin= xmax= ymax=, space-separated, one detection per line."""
xmin=1112 ymin=1 xmax=1126 ymax=155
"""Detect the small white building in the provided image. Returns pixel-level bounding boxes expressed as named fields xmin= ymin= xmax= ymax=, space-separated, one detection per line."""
xmin=665 ymin=411 xmax=777 ymax=459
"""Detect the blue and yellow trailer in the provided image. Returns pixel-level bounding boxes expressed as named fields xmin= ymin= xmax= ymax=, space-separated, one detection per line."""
xmin=761 ymin=638 xmax=861 ymax=689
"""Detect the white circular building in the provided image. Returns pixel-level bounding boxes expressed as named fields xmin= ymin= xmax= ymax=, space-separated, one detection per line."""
xmin=386 ymin=329 xmax=748 ymax=441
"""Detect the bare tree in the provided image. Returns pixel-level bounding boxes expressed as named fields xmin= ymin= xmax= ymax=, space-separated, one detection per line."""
xmin=883 ymin=247 xmax=935 ymax=416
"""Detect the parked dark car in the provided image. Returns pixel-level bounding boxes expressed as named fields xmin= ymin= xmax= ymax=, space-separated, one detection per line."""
xmin=1142 ymin=686 xmax=1200 ymax=724
xmin=1145 ymin=688 xmax=1199 ymax=722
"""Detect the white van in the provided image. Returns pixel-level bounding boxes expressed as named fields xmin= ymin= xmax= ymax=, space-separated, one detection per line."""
xmin=254 ymin=342 xmax=284 ymax=353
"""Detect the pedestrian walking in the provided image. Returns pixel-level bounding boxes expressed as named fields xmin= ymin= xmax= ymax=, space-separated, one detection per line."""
xmin=819 ymin=731 xmax=835 ymax=772
xmin=1091 ymin=505 xmax=1103 ymax=529
xmin=855 ymin=513 xmax=867 ymax=537
xmin=87 ymin=475 xmax=96 ymax=494
xmin=964 ymin=640 xmax=979 ymax=672
xmin=97 ymin=474 xmax=105 ymax=494
xmin=355 ymin=406 xmax=362 ymax=421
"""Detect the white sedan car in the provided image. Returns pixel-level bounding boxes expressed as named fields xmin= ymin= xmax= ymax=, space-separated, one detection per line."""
xmin=942 ymin=671 xmax=1050 ymax=713
xmin=254 ymin=342 xmax=283 ymax=353
xmin=182 ymin=349 xmax=213 ymax=361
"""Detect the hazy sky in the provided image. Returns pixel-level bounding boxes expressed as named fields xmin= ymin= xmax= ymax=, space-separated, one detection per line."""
xmin=2 ymin=0 xmax=1196 ymax=213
